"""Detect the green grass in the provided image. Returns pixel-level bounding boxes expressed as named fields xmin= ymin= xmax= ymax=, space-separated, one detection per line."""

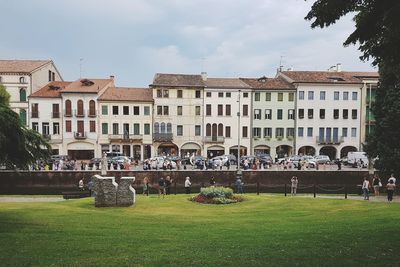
xmin=0 ymin=194 xmax=399 ymax=266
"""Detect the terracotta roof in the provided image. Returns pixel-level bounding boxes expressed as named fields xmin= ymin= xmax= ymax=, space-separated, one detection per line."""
xmin=0 ymin=60 xmax=52 ymax=73
xmin=279 ymin=71 xmax=379 ymax=84
xmin=205 ymin=78 xmax=251 ymax=89
xmin=240 ymin=76 xmax=295 ymax=90
xmin=151 ymin=73 xmax=204 ymax=87
xmin=98 ymin=87 xmax=153 ymax=102
xmin=29 ymin=81 xmax=72 ymax=98
xmin=61 ymin=78 xmax=114 ymax=93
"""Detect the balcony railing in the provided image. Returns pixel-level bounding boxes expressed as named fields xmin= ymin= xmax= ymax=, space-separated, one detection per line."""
xmin=108 ymin=134 xmax=143 ymax=141
xmin=153 ymin=133 xmax=173 ymax=142
xmin=74 ymin=131 xmax=87 ymax=139
xmin=204 ymin=136 xmax=225 ymax=143
xmin=52 ymin=112 xmax=60 ymax=118
xmin=74 ymin=109 xmax=85 ymax=117
xmin=87 ymin=109 xmax=97 ymax=117
xmin=31 ymin=111 xmax=39 ymax=118
xmin=316 ymin=136 xmax=344 ymax=145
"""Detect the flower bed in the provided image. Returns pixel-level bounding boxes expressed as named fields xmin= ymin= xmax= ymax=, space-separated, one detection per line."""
xmin=190 ymin=186 xmax=245 ymax=204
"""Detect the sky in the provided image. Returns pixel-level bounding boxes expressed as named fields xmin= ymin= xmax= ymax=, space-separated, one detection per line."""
xmin=1 ymin=0 xmax=376 ymax=87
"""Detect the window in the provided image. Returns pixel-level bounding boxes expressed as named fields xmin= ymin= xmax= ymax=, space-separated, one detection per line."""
xmin=134 ymin=123 xmax=140 ymax=135
xmin=19 ymin=77 xmax=25 ymax=83
xmin=195 ymin=125 xmax=201 ymax=136
xmin=343 ymin=92 xmax=349 ymax=100
xmin=77 ymin=100 xmax=84 ymax=116
xmin=154 ymin=123 xmax=159 ymax=134
xmin=206 ymin=92 xmax=212 ymax=97
xmin=177 ymin=106 xmax=183 ymax=116
xmin=102 ymin=123 xmax=108 ymax=134
xmin=277 ymin=93 xmax=283 ymax=101
xmin=320 ymin=109 xmax=325 ymax=119
xmin=276 ymin=128 xmax=284 ymax=138
xmin=298 ymin=109 xmax=304 ymax=119
xmin=351 ymin=128 xmax=357 ymax=137
xmin=52 ymin=72 xmax=55 ymax=81
xmin=243 ymin=105 xmax=248 ymax=116
xmin=157 ymin=89 xmax=169 ymax=98
xmin=265 ymin=109 xmax=272 ymax=120
xmin=157 ymin=89 xmax=162 ymax=98
xmin=144 ymin=124 xmax=150 ymax=135
xmin=195 ymin=106 xmax=201 ymax=116
xmin=352 ymin=109 xmax=358 ymax=119
xmin=289 ymin=92 xmax=294 ymax=102
xmin=65 ymin=100 xmax=72 ymax=116
xmin=225 ymin=126 xmax=231 ymax=138
xmin=253 ymin=128 xmax=261 ymax=138
xmin=195 ymin=90 xmax=201 ymax=98
xmin=298 ymin=127 xmax=304 ymax=137
xmin=123 ymin=106 xmax=129 ymax=115
xmin=277 ymin=109 xmax=283 ymax=120
xmin=334 ymin=91 xmax=340 ymax=100
xmin=343 ymin=109 xmax=349 ymax=119
xmin=307 ymin=127 xmax=313 ymax=137
xmin=19 ymin=88 xmax=26 ymax=102
xmin=308 ymin=109 xmax=314 ymax=119
xmin=225 ymin=105 xmax=231 ymax=116
xmin=177 ymin=125 xmax=183 ymax=136
xmin=90 ymin=121 xmax=96 ymax=132
xmin=333 ymin=109 xmax=339 ymax=119
xmin=163 ymin=106 xmax=169 ymax=115
xmin=206 ymin=104 xmax=211 ymax=116
xmin=242 ymin=126 xmax=248 ymax=138
xmin=112 ymin=106 xmax=119 ymax=115
xmin=299 ymin=91 xmax=304 ymax=100
xmin=218 ymin=105 xmax=223 ymax=116
xmin=243 ymin=92 xmax=249 ymax=98
xmin=112 ymin=123 xmax=119 ymax=135
xmin=352 ymin=92 xmax=358 ymax=100
xmin=133 ymin=106 xmax=139 ymax=115
xmin=32 ymin=122 xmax=39 ymax=132
xmin=157 ymin=106 xmax=162 ymax=115
xmin=52 ymin=104 xmax=60 ymax=118
xmin=101 ymin=105 xmax=108 ymax=115
xmin=218 ymin=92 xmax=224 ymax=98
xmin=288 ymin=109 xmax=294 ymax=120
xmin=320 ymin=91 xmax=326 ymax=100
xmin=265 ymin=92 xmax=271 ymax=101
xmin=218 ymin=124 xmax=224 ymax=137
xmin=308 ymin=91 xmax=314 ymax=100
xmin=88 ymin=100 xmax=96 ymax=116
xmin=255 ymin=92 xmax=260 ymax=101
xmin=53 ymin=122 xmax=60 ymax=135
xmin=48 ymin=70 xmax=52 ymax=82
xmin=163 ymin=90 xmax=169 ymax=98
xmin=66 ymin=120 xmax=71 ymax=132
xmin=264 ymin=127 xmax=272 ymax=138
xmin=226 ymin=92 xmax=231 ymax=97
xmin=19 ymin=109 xmax=26 ymax=126
xmin=157 ymin=106 xmax=169 ymax=115
xmin=167 ymin=123 xmax=172 ymax=133
xmin=342 ymin=127 xmax=348 ymax=137
xmin=144 ymin=106 xmax=150 ymax=115
xmin=42 ymin=123 xmax=50 ymax=135
xmin=254 ymin=109 xmax=261 ymax=120
xmin=287 ymin=128 xmax=294 ymax=138
xmin=177 ymin=90 xmax=183 ymax=98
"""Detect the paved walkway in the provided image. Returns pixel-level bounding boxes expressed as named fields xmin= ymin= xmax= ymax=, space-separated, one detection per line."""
xmin=292 ymin=194 xmax=400 ymax=203
xmin=0 ymin=197 xmax=65 ymax=203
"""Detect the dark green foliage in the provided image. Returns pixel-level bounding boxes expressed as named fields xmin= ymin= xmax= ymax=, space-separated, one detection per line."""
xmin=306 ymin=0 xmax=400 ymax=174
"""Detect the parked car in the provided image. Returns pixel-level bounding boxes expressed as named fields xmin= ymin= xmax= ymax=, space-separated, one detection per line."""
xmin=190 ymin=156 xmax=207 ymax=169
xmin=211 ymin=156 xmax=229 ymax=167
xmin=347 ymin=152 xmax=368 ymax=168
xmin=89 ymin=158 xmax=102 ymax=169
xmin=314 ymin=155 xmax=331 ymax=164
xmin=50 ymin=155 xmax=69 ymax=162
xmin=148 ymin=156 xmax=177 ymax=169
xmin=257 ymin=154 xmax=273 ymax=166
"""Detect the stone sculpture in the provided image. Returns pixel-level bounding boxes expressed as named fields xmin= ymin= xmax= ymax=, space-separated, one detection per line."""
xmin=93 ymin=174 xmax=136 ymax=207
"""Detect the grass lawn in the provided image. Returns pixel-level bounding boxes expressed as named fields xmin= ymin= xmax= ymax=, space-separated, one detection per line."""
xmin=0 ymin=194 xmax=399 ymax=266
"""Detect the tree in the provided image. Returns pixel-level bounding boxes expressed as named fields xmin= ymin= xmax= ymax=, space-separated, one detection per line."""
xmin=0 ymin=85 xmax=51 ymax=169
xmin=305 ymin=0 xmax=400 ymax=174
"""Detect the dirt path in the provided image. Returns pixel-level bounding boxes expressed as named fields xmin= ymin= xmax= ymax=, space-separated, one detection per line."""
xmin=0 ymin=197 xmax=65 ymax=203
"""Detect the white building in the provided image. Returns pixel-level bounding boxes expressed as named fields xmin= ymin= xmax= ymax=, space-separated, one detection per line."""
xmin=279 ymin=70 xmax=371 ymax=160
xmin=97 ymin=87 xmax=153 ymax=160
xmin=0 ymin=60 xmax=62 ymax=126
xmin=203 ymin=77 xmax=252 ymax=158
xmin=241 ymin=76 xmax=296 ymax=159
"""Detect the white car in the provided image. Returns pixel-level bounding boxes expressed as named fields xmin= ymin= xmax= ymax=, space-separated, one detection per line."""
xmin=314 ymin=155 xmax=331 ymax=164
xmin=149 ymin=156 xmax=177 ymax=169
xmin=211 ymin=156 xmax=229 ymax=167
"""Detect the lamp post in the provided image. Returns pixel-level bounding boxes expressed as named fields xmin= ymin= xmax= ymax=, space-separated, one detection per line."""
xmin=237 ymin=90 xmax=241 ymax=170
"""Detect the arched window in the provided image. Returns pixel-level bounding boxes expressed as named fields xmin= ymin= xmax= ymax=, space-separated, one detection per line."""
xmin=19 ymin=109 xmax=27 ymax=126
xmin=77 ymin=100 xmax=84 ymax=116
xmin=206 ymin=123 xmax=211 ymax=136
xmin=154 ymin=122 xmax=159 ymax=133
xmin=167 ymin=123 xmax=172 ymax=133
xmin=19 ymin=88 xmax=27 ymax=102
xmin=89 ymin=100 xmax=96 ymax=116
xmin=212 ymin=123 xmax=217 ymax=137
xmin=218 ymin=123 xmax=224 ymax=136
xmin=160 ymin=122 xmax=166 ymax=133
xmin=65 ymin=100 xmax=72 ymax=116
xmin=19 ymin=77 xmax=25 ymax=83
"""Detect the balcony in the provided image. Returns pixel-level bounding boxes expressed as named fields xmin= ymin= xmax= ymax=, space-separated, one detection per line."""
xmin=108 ymin=134 xmax=143 ymax=142
xmin=74 ymin=131 xmax=87 ymax=139
xmin=153 ymin=133 xmax=173 ymax=142
xmin=87 ymin=109 xmax=97 ymax=117
xmin=31 ymin=111 xmax=39 ymax=118
xmin=74 ymin=110 xmax=85 ymax=117
xmin=52 ymin=112 xmax=60 ymax=118
xmin=316 ymin=136 xmax=344 ymax=145
xmin=204 ymin=136 xmax=225 ymax=144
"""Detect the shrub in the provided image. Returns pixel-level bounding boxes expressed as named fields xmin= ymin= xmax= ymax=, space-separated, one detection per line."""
xmin=199 ymin=186 xmax=233 ymax=199
xmin=190 ymin=186 xmax=244 ymax=205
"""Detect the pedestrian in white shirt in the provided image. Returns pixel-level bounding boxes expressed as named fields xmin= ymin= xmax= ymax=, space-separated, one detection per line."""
xmin=362 ymin=177 xmax=370 ymax=200
xmin=185 ymin=177 xmax=192 ymax=194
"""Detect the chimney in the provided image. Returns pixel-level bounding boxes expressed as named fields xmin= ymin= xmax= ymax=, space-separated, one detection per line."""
xmin=201 ymin=72 xmax=207 ymax=81
xmin=110 ymin=75 xmax=115 ymax=80
xmin=336 ymin=63 xmax=342 ymax=72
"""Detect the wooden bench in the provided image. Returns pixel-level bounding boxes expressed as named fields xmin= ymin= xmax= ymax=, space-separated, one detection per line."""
xmin=62 ymin=191 xmax=91 ymax=200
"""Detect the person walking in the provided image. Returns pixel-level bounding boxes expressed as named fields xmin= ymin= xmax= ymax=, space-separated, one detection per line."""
xmin=142 ymin=177 xmax=150 ymax=196
xmin=386 ymin=179 xmax=396 ymax=202
xmin=235 ymin=177 xmax=244 ymax=194
xmin=372 ymin=175 xmax=381 ymax=197
xmin=362 ymin=177 xmax=370 ymax=200
xmin=158 ymin=177 xmax=166 ymax=198
xmin=290 ymin=176 xmax=298 ymax=196
xmin=184 ymin=176 xmax=192 ymax=194
xmin=165 ymin=176 xmax=173 ymax=195
xmin=78 ymin=178 xmax=84 ymax=191
xmin=388 ymin=173 xmax=397 ymax=185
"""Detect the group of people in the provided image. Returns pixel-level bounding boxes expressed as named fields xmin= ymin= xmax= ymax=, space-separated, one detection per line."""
xmin=362 ymin=174 xmax=397 ymax=202
xmin=142 ymin=175 xmax=192 ymax=197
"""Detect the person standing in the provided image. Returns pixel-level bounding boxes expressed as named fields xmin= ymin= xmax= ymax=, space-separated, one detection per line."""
xmin=184 ymin=176 xmax=192 ymax=194
xmin=388 ymin=174 xmax=397 ymax=184
xmin=78 ymin=178 xmax=84 ymax=191
xmin=226 ymin=160 xmax=230 ymax=170
xmin=158 ymin=177 xmax=166 ymax=198
xmin=372 ymin=175 xmax=381 ymax=197
xmin=142 ymin=177 xmax=150 ymax=196
xmin=362 ymin=177 xmax=370 ymax=200
xmin=290 ymin=176 xmax=298 ymax=196
xmin=235 ymin=177 xmax=244 ymax=194
xmin=336 ymin=159 xmax=342 ymax=170
xmin=165 ymin=176 xmax=172 ymax=195
xmin=386 ymin=179 xmax=396 ymax=202
xmin=210 ymin=176 xmax=216 ymax=186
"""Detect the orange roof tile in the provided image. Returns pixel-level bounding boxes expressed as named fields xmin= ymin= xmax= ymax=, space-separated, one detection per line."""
xmin=61 ymin=78 xmax=114 ymax=93
xmin=205 ymin=78 xmax=251 ymax=89
xmin=240 ymin=76 xmax=295 ymax=90
xmin=0 ymin=60 xmax=52 ymax=73
xmin=98 ymin=87 xmax=153 ymax=102
xmin=151 ymin=73 xmax=205 ymax=87
xmin=29 ymin=81 xmax=72 ymax=98
xmin=280 ymin=71 xmax=379 ymax=84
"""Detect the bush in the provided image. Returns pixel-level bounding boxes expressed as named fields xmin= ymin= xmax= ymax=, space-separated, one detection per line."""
xmin=190 ymin=186 xmax=244 ymax=205
xmin=199 ymin=186 xmax=233 ymax=199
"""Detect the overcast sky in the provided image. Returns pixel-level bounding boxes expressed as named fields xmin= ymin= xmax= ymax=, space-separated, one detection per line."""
xmin=1 ymin=0 xmax=376 ymax=87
